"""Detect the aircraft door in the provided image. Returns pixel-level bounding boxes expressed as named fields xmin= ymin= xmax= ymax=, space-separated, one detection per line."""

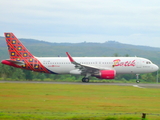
xmin=136 ymin=59 xmax=141 ymax=68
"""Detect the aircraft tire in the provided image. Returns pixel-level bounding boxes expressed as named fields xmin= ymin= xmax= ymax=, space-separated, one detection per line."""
xmin=136 ymin=80 xmax=140 ymax=83
xmin=82 ymin=78 xmax=89 ymax=83
xmin=82 ymin=78 xmax=85 ymax=82
xmin=85 ymin=78 xmax=89 ymax=83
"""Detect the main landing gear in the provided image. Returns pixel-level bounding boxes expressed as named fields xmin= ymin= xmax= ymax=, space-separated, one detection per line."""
xmin=82 ymin=77 xmax=89 ymax=83
xmin=82 ymin=73 xmax=90 ymax=83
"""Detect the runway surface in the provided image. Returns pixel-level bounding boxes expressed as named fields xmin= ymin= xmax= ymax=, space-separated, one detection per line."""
xmin=0 ymin=81 xmax=160 ymax=88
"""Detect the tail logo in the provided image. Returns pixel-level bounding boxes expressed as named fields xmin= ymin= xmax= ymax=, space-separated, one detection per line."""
xmin=6 ymin=33 xmax=11 ymax=38
xmin=18 ymin=46 xmax=22 ymax=51
xmin=12 ymin=40 xmax=16 ymax=44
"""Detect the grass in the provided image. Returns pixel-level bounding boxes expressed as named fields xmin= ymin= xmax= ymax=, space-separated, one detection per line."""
xmin=0 ymin=82 xmax=160 ymax=119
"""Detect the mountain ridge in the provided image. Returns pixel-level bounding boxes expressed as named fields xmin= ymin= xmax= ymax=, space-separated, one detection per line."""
xmin=0 ymin=36 xmax=160 ymax=50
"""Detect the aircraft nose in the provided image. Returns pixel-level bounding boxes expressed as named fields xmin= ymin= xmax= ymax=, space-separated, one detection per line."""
xmin=153 ymin=64 xmax=159 ymax=71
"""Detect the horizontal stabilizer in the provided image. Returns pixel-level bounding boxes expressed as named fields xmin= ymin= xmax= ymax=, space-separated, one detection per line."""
xmin=1 ymin=59 xmax=25 ymax=66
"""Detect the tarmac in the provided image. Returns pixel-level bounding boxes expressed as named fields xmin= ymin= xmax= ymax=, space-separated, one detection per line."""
xmin=0 ymin=81 xmax=160 ymax=88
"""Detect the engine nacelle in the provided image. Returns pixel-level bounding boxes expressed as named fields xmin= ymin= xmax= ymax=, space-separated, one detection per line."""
xmin=95 ymin=70 xmax=116 ymax=79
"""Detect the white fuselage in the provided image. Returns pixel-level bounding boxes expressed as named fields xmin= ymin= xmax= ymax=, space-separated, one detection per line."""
xmin=37 ymin=57 xmax=159 ymax=74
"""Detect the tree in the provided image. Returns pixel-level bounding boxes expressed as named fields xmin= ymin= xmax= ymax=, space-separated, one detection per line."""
xmin=124 ymin=54 xmax=129 ymax=57
xmin=23 ymin=70 xmax=34 ymax=80
xmin=113 ymin=53 xmax=119 ymax=57
xmin=11 ymin=68 xmax=25 ymax=80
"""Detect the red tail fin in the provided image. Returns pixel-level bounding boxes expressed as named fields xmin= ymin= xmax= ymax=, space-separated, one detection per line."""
xmin=4 ymin=33 xmax=34 ymax=60
xmin=3 ymin=33 xmax=54 ymax=74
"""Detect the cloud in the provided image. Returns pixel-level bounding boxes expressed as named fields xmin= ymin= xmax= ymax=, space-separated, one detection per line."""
xmin=0 ymin=0 xmax=160 ymax=47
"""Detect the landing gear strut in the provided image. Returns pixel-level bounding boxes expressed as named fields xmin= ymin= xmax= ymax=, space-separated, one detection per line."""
xmin=136 ymin=74 xmax=140 ymax=83
xmin=82 ymin=78 xmax=89 ymax=83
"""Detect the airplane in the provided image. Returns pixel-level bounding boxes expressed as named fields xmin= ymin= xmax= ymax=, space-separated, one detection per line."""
xmin=1 ymin=33 xmax=159 ymax=83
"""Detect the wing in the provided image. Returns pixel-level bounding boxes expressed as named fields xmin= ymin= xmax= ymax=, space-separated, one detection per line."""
xmin=66 ymin=52 xmax=113 ymax=75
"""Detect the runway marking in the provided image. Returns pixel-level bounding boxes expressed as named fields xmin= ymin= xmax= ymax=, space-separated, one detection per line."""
xmin=133 ymin=85 xmax=145 ymax=88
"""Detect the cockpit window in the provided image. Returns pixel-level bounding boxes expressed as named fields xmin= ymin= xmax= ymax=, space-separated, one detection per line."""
xmin=146 ymin=61 xmax=151 ymax=64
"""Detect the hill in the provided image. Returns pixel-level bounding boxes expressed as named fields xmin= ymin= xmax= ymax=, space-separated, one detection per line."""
xmin=0 ymin=36 xmax=160 ymax=66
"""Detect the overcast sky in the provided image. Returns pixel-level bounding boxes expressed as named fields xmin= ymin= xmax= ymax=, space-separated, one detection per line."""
xmin=0 ymin=0 xmax=160 ymax=47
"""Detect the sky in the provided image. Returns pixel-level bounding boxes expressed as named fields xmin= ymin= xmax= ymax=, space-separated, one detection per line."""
xmin=0 ymin=0 xmax=160 ymax=47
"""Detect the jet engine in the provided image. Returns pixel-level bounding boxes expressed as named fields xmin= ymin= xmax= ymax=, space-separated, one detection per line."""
xmin=94 ymin=70 xmax=116 ymax=79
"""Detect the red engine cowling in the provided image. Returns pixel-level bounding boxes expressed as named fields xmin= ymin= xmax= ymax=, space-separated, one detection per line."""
xmin=96 ymin=70 xmax=116 ymax=79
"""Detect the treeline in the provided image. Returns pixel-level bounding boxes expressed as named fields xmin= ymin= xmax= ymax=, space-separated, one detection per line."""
xmin=0 ymin=64 xmax=159 ymax=83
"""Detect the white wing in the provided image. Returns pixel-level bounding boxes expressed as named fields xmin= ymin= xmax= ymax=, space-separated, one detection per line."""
xmin=66 ymin=52 xmax=113 ymax=75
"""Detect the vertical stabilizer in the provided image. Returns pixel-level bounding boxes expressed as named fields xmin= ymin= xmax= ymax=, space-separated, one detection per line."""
xmin=2 ymin=33 xmax=54 ymax=74
xmin=4 ymin=33 xmax=34 ymax=60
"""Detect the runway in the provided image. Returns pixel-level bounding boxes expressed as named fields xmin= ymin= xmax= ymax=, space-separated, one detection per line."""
xmin=0 ymin=81 xmax=160 ymax=88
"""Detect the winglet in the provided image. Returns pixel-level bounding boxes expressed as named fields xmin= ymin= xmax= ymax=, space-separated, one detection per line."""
xmin=66 ymin=52 xmax=75 ymax=63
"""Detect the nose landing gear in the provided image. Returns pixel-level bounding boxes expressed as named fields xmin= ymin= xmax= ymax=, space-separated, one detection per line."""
xmin=136 ymin=74 xmax=140 ymax=83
